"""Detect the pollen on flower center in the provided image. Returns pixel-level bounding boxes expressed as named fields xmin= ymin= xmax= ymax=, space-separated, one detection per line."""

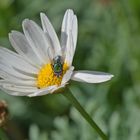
xmin=37 ymin=63 xmax=68 ymax=89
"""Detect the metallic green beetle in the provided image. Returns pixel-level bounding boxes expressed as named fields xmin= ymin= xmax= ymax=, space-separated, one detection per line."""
xmin=52 ymin=56 xmax=63 ymax=77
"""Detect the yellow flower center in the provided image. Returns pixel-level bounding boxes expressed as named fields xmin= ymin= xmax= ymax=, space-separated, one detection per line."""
xmin=37 ymin=63 xmax=68 ymax=89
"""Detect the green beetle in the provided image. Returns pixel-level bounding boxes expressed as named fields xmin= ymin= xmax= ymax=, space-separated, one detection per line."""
xmin=53 ymin=56 xmax=63 ymax=77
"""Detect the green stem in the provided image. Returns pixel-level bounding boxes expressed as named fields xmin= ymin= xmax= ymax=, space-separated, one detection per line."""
xmin=62 ymin=88 xmax=108 ymax=140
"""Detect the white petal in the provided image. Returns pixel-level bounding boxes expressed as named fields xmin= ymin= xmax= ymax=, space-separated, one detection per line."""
xmin=51 ymin=84 xmax=66 ymax=93
xmin=0 ymin=81 xmax=37 ymax=93
xmin=7 ymin=79 xmax=35 ymax=86
xmin=61 ymin=9 xmax=78 ymax=49
xmin=40 ymin=13 xmax=62 ymax=56
xmin=0 ymin=79 xmax=36 ymax=88
xmin=0 ymin=87 xmax=33 ymax=96
xmin=47 ymin=46 xmax=55 ymax=61
xmin=28 ymin=85 xmax=57 ymax=97
xmin=61 ymin=9 xmax=78 ymax=66
xmin=0 ymin=70 xmax=36 ymax=86
xmin=22 ymin=19 xmax=50 ymax=64
xmin=0 ymin=78 xmax=35 ymax=86
xmin=0 ymin=62 xmax=35 ymax=80
xmin=0 ymin=47 xmax=38 ymax=74
xmin=64 ymin=31 xmax=74 ymax=66
xmin=71 ymin=71 xmax=114 ymax=83
xmin=61 ymin=66 xmax=74 ymax=85
xmin=9 ymin=31 xmax=42 ymax=67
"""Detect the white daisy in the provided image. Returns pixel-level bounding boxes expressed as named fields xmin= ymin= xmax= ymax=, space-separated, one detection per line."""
xmin=0 ymin=9 xmax=113 ymax=97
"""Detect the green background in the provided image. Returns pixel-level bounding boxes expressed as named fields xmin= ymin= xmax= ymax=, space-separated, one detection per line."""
xmin=0 ymin=0 xmax=140 ymax=139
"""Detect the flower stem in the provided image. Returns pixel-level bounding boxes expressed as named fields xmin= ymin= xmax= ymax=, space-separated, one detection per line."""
xmin=62 ymin=88 xmax=108 ymax=140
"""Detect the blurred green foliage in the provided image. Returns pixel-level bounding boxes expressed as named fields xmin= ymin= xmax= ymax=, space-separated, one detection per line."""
xmin=0 ymin=0 xmax=140 ymax=139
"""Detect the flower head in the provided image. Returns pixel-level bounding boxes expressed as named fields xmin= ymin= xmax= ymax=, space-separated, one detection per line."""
xmin=0 ymin=9 xmax=113 ymax=97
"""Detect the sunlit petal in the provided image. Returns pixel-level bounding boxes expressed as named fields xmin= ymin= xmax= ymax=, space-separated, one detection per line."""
xmin=0 ymin=47 xmax=38 ymax=74
xmin=28 ymin=85 xmax=57 ymax=97
xmin=61 ymin=66 xmax=74 ymax=85
xmin=61 ymin=9 xmax=78 ymax=66
xmin=22 ymin=19 xmax=50 ymax=64
xmin=9 ymin=31 xmax=42 ymax=67
xmin=71 ymin=71 xmax=114 ymax=83
xmin=40 ymin=13 xmax=62 ymax=56
xmin=0 ymin=80 xmax=37 ymax=93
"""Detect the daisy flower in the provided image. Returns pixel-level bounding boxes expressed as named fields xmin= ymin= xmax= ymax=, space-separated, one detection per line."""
xmin=0 ymin=9 xmax=113 ymax=97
